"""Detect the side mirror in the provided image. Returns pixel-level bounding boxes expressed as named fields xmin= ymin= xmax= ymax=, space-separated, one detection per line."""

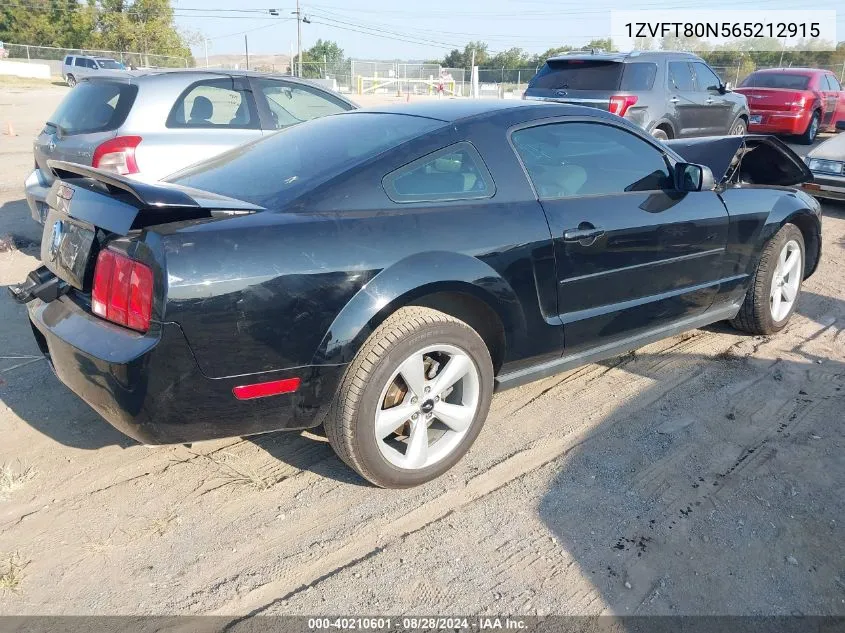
xmin=722 ymin=82 xmax=733 ymax=92
xmin=676 ymin=162 xmax=716 ymax=191
xmin=837 ymin=120 xmax=845 ymax=131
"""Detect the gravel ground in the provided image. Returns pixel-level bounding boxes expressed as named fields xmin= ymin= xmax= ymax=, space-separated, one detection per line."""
xmin=0 ymin=86 xmax=843 ymax=616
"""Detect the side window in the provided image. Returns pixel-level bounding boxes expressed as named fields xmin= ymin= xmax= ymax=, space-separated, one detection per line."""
xmin=383 ymin=142 xmax=495 ymax=203
xmin=64 ymin=56 xmax=73 ymax=65
xmin=511 ymin=122 xmax=672 ymax=199
xmin=829 ymin=75 xmax=843 ymax=91
xmin=668 ymin=61 xmax=695 ymax=92
xmin=692 ymin=62 xmax=722 ymax=92
xmin=88 ymin=58 xmax=98 ymax=69
xmin=254 ymin=79 xmax=350 ymax=129
xmin=74 ymin=57 xmax=86 ymax=67
xmin=620 ymin=62 xmax=657 ymax=90
xmin=167 ymin=79 xmax=258 ymax=129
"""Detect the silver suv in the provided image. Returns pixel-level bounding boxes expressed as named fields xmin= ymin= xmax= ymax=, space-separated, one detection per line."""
xmin=61 ymin=55 xmax=126 ymax=87
xmin=26 ymin=70 xmax=357 ymax=224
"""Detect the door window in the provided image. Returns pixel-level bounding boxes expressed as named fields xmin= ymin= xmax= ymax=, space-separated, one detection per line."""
xmin=167 ymin=79 xmax=258 ymax=129
xmin=254 ymin=79 xmax=350 ymax=129
xmin=829 ymin=75 xmax=843 ymax=91
xmin=511 ymin=122 xmax=672 ymax=199
xmin=692 ymin=62 xmax=723 ymax=92
xmin=668 ymin=62 xmax=695 ymax=92
xmin=74 ymin=57 xmax=87 ymax=67
xmin=64 ymin=56 xmax=73 ymax=65
xmin=383 ymin=142 xmax=495 ymax=203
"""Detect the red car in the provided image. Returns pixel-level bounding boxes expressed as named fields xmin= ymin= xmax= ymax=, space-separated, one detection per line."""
xmin=735 ymin=68 xmax=845 ymax=144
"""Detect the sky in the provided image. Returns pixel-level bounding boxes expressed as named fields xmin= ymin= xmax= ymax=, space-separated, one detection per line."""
xmin=175 ymin=0 xmax=845 ymax=61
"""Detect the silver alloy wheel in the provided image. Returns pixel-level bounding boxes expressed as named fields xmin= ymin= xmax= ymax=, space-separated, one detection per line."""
xmin=770 ymin=239 xmax=802 ymax=322
xmin=651 ymin=129 xmax=669 ymax=141
xmin=374 ymin=343 xmax=480 ymax=470
xmin=808 ymin=115 xmax=819 ymax=141
xmin=731 ymin=120 xmax=746 ymax=135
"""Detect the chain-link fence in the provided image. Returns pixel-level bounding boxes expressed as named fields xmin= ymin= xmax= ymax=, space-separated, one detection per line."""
xmin=1 ymin=42 xmax=191 ymax=76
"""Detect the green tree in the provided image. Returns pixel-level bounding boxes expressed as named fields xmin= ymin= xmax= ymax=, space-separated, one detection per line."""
xmin=294 ymin=39 xmax=345 ymax=78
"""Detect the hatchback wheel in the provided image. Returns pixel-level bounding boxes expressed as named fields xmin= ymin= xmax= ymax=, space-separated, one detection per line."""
xmin=66 ymin=74 xmax=76 ymax=87
xmin=730 ymin=224 xmax=804 ymax=335
xmin=325 ymin=306 xmax=493 ymax=488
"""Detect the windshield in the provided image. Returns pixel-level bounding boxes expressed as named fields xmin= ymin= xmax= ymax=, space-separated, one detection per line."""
xmin=740 ymin=73 xmax=811 ymax=90
xmin=168 ymin=112 xmax=445 ymax=209
xmin=96 ymin=58 xmax=122 ymax=69
xmin=47 ymin=81 xmax=137 ymax=135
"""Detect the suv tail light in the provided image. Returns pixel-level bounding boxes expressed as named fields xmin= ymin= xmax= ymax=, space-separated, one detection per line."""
xmin=609 ymin=95 xmax=638 ymax=117
xmin=92 ymin=136 xmax=142 ymax=175
xmin=91 ymin=249 xmax=154 ymax=332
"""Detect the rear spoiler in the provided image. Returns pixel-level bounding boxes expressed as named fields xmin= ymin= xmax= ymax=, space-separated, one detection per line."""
xmin=48 ymin=160 xmax=200 ymax=209
xmin=664 ymin=135 xmax=812 ymax=187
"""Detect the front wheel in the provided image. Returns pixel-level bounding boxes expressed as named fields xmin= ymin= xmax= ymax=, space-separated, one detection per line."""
xmin=325 ymin=306 xmax=494 ymax=488
xmin=66 ymin=74 xmax=76 ymax=87
xmin=730 ymin=224 xmax=805 ymax=335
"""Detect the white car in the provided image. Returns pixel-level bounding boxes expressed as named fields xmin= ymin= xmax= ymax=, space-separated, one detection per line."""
xmin=61 ymin=55 xmax=126 ymax=87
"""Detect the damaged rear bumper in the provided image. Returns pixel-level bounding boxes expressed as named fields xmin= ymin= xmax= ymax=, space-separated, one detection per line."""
xmin=25 ymin=293 xmax=344 ymax=444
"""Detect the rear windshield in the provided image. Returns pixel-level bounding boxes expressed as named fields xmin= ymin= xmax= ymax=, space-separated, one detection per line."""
xmin=168 ymin=113 xmax=445 ymax=209
xmin=529 ymin=60 xmax=624 ymax=91
xmin=740 ymin=73 xmax=811 ymax=90
xmin=96 ymin=58 xmax=122 ymax=69
xmin=47 ymin=81 xmax=137 ymax=135
xmin=528 ymin=60 xmax=656 ymax=91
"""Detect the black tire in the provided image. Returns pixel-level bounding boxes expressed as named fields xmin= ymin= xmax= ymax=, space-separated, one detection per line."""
xmin=730 ymin=117 xmax=747 ymax=136
xmin=66 ymin=74 xmax=76 ymax=87
xmin=798 ymin=111 xmax=820 ymax=145
xmin=730 ymin=223 xmax=805 ymax=335
xmin=325 ymin=306 xmax=494 ymax=488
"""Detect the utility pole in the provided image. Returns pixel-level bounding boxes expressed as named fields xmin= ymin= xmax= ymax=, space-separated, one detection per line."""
xmin=244 ymin=35 xmax=249 ymax=70
xmin=204 ymin=38 xmax=209 ymax=68
xmin=294 ymin=0 xmax=302 ymax=77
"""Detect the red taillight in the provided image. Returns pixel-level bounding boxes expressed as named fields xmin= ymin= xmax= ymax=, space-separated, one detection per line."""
xmin=609 ymin=95 xmax=638 ymax=117
xmin=92 ymin=135 xmax=142 ymax=175
xmin=91 ymin=249 xmax=154 ymax=332
xmin=232 ymin=378 xmax=301 ymax=400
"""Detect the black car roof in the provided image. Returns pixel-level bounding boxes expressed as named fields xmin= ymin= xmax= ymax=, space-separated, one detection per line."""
xmin=546 ymin=50 xmax=701 ymax=63
xmin=354 ymin=99 xmax=602 ymax=123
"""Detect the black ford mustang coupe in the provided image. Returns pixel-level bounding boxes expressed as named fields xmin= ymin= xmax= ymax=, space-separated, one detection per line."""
xmin=12 ymin=101 xmax=821 ymax=488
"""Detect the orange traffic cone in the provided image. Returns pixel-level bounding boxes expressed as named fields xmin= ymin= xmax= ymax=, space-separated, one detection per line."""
xmin=4 ymin=122 xmax=16 ymax=136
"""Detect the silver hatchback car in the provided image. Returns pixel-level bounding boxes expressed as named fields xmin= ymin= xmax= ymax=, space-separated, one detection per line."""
xmin=26 ymin=70 xmax=357 ymax=224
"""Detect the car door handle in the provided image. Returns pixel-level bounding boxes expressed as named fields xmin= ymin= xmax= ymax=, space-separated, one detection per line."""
xmin=670 ymin=96 xmax=680 ymax=104
xmin=705 ymin=97 xmax=714 ymax=104
xmin=563 ymin=226 xmax=605 ymax=244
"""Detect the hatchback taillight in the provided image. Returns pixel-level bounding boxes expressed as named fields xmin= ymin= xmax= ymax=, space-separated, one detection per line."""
xmin=609 ymin=95 xmax=638 ymax=117
xmin=92 ymin=136 xmax=142 ymax=175
xmin=91 ymin=249 xmax=154 ymax=332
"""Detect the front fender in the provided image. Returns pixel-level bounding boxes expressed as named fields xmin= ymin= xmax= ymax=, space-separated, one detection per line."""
xmin=311 ymin=251 xmax=527 ymax=365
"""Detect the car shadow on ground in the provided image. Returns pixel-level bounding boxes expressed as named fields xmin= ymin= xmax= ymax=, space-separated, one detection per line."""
xmin=0 ymin=198 xmax=41 ymax=248
xmin=539 ymin=289 xmax=844 ymax=615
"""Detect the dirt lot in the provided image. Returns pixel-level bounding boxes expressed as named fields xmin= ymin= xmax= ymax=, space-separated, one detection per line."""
xmin=0 ymin=86 xmax=843 ymax=616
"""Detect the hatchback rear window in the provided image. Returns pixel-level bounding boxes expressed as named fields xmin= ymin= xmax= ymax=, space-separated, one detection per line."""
xmin=47 ymin=81 xmax=137 ymax=135
xmin=529 ymin=60 xmax=624 ymax=91
xmin=168 ymin=112 xmax=444 ymax=209
xmin=740 ymin=73 xmax=811 ymax=90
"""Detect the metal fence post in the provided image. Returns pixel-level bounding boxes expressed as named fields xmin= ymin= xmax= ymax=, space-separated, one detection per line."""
xmin=25 ymin=45 xmax=30 ymax=60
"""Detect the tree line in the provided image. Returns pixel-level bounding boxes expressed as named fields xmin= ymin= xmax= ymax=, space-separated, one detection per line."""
xmin=0 ymin=0 xmax=192 ymax=63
